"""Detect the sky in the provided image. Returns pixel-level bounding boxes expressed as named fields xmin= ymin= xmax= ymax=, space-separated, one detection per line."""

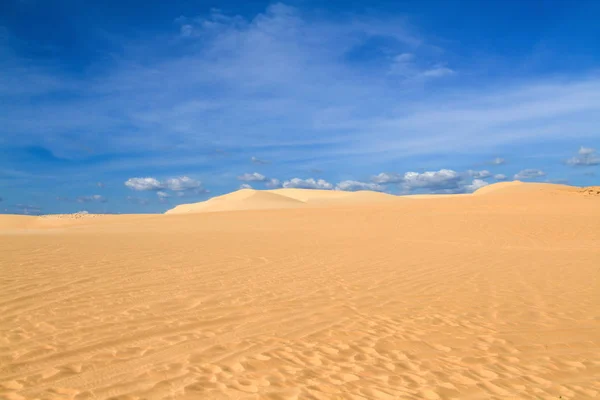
xmin=1 ymin=0 xmax=599 ymax=214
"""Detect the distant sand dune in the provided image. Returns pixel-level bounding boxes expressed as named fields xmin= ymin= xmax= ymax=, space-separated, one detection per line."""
xmin=165 ymin=187 xmax=403 ymax=214
xmin=1 ymin=181 xmax=599 ymax=399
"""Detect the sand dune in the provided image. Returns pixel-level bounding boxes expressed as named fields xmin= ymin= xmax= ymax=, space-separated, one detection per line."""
xmin=167 ymin=188 xmax=402 ymax=214
xmin=166 ymin=189 xmax=306 ymax=214
xmin=1 ymin=182 xmax=599 ymax=399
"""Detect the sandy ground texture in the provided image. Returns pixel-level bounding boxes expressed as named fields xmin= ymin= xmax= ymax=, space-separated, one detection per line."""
xmin=1 ymin=181 xmax=599 ymax=400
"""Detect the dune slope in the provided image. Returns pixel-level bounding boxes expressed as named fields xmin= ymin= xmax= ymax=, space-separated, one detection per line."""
xmin=1 ymin=182 xmax=599 ymax=400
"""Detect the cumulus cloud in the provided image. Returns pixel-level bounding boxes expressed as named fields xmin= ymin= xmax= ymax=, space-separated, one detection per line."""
xmin=465 ymin=179 xmax=489 ymax=192
xmin=239 ymin=183 xmax=253 ymax=189
xmin=125 ymin=176 xmax=206 ymax=194
xmin=566 ymin=146 xmax=600 ymax=166
xmin=265 ymin=178 xmax=281 ymax=188
xmin=237 ymin=172 xmax=267 ymax=182
xmin=494 ymin=174 xmax=507 ymax=181
xmin=282 ymin=178 xmax=333 ymax=189
xmin=76 ymin=195 xmax=107 ymax=203
xmin=335 ymin=180 xmax=386 ymax=192
xmin=370 ymin=169 xmax=494 ymax=194
xmin=402 ymin=169 xmax=462 ymax=191
xmin=467 ymin=170 xmax=492 ymax=179
xmin=371 ymin=172 xmax=404 ymax=184
xmin=125 ymin=177 xmax=162 ymax=191
xmin=490 ymin=157 xmax=506 ymax=165
xmin=514 ymin=169 xmax=546 ymax=180
xmin=163 ymin=176 xmax=203 ymax=191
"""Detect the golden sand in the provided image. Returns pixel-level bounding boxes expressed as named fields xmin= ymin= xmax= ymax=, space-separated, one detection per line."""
xmin=1 ymin=182 xmax=599 ymax=399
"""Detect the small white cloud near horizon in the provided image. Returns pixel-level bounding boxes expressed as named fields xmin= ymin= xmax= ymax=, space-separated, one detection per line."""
xmin=514 ymin=169 xmax=546 ymax=180
xmin=237 ymin=172 xmax=267 ymax=182
xmin=239 ymin=183 xmax=253 ymax=189
xmin=465 ymin=179 xmax=490 ymax=192
xmin=163 ymin=176 xmax=203 ymax=191
xmin=125 ymin=176 xmax=206 ymax=194
xmin=282 ymin=178 xmax=334 ymax=190
xmin=467 ymin=170 xmax=492 ymax=179
xmin=335 ymin=180 xmax=386 ymax=192
xmin=566 ymin=146 xmax=600 ymax=166
xmin=402 ymin=169 xmax=462 ymax=191
xmin=266 ymin=178 xmax=281 ymax=188
xmin=490 ymin=157 xmax=506 ymax=165
xmin=494 ymin=174 xmax=508 ymax=181
xmin=125 ymin=177 xmax=162 ymax=191
xmin=371 ymin=172 xmax=404 ymax=184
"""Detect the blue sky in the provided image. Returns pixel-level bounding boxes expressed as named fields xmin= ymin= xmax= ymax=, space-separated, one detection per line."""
xmin=1 ymin=0 xmax=599 ymax=214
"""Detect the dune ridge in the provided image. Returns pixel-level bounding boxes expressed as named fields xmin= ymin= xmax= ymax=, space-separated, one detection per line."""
xmin=165 ymin=187 xmax=402 ymax=214
xmin=0 ymin=181 xmax=599 ymax=399
xmin=164 ymin=181 xmax=595 ymax=214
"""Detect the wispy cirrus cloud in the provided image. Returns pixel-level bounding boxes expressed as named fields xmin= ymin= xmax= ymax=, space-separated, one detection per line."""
xmin=4 ymin=2 xmax=596 ymax=169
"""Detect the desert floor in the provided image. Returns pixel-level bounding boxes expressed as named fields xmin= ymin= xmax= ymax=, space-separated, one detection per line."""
xmin=1 ymin=183 xmax=599 ymax=399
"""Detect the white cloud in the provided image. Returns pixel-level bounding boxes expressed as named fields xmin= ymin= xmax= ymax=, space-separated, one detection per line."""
xmin=494 ymin=174 xmax=507 ymax=180
xmin=237 ymin=172 xmax=267 ymax=182
xmin=125 ymin=176 xmax=205 ymax=193
xmin=76 ymin=195 xmax=107 ymax=203
xmin=578 ymin=146 xmax=595 ymax=155
xmin=371 ymin=172 xmax=404 ymax=184
xmin=96 ymin=182 xmax=105 ymax=188
xmin=156 ymin=191 xmax=170 ymax=199
xmin=566 ymin=146 xmax=600 ymax=166
xmin=371 ymin=169 xmax=495 ymax=194
xmin=467 ymin=170 xmax=492 ymax=179
xmin=282 ymin=178 xmax=333 ymax=189
xmin=402 ymin=169 xmax=462 ymax=191
xmin=163 ymin=176 xmax=203 ymax=191
xmin=490 ymin=157 xmax=506 ymax=165
xmin=335 ymin=180 xmax=386 ymax=192
xmin=465 ymin=179 xmax=489 ymax=192
xmin=265 ymin=178 xmax=281 ymax=188
xmin=239 ymin=183 xmax=253 ymax=189
xmin=514 ymin=169 xmax=546 ymax=180
xmin=125 ymin=177 xmax=163 ymax=191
